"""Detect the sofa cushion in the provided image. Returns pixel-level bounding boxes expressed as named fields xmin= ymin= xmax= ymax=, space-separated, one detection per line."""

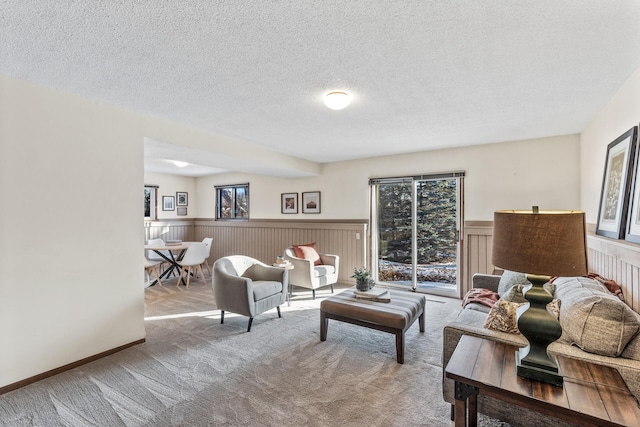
xmin=252 ymin=280 xmax=283 ymax=301
xmin=622 ymin=330 xmax=640 ymax=361
xmin=553 ymin=276 xmax=609 ymax=294
xmin=448 ymin=308 xmax=528 ymax=347
xmin=464 ymin=302 xmax=492 ymax=313
xmin=314 ymin=265 xmax=335 ymax=277
xmin=555 ymin=277 xmax=640 ymax=356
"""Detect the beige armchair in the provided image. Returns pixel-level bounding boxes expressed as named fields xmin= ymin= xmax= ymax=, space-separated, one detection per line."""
xmin=213 ymin=255 xmax=288 ymax=332
xmin=284 ymin=246 xmax=339 ymax=299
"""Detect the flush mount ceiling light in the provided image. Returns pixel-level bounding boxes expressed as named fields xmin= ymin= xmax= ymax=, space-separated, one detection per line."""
xmin=173 ymin=161 xmax=188 ymax=167
xmin=324 ymin=91 xmax=351 ymax=110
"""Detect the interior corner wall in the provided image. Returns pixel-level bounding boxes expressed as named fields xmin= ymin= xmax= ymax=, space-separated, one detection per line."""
xmin=0 ymin=76 xmax=146 ymax=388
xmin=195 ymin=134 xmax=581 ymax=221
xmin=581 ymin=64 xmax=640 ymax=225
xmin=145 ymin=172 xmax=197 ymax=219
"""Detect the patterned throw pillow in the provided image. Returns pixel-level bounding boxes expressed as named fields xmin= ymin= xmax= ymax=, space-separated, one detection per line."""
xmin=547 ymin=299 xmax=561 ymax=319
xmin=484 ymin=299 xmax=525 ymax=334
xmin=484 ymin=299 xmax=561 ymax=334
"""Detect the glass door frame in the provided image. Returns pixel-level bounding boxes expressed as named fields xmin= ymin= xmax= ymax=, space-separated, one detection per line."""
xmin=369 ymin=172 xmax=464 ymax=297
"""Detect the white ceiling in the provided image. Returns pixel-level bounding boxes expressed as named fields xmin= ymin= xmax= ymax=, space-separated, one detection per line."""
xmin=3 ymin=1 xmax=640 ymax=177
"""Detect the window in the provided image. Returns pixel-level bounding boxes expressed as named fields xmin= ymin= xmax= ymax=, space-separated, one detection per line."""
xmin=144 ymin=185 xmax=158 ymax=220
xmin=216 ymin=183 xmax=249 ymax=220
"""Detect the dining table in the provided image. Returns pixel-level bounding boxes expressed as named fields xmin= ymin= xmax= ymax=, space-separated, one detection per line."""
xmin=144 ymin=241 xmax=195 ymax=285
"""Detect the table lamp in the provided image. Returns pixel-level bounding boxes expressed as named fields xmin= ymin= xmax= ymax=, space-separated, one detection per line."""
xmin=492 ymin=208 xmax=588 ymax=386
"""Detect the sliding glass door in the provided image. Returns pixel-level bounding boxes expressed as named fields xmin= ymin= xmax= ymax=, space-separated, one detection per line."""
xmin=371 ymin=173 xmax=463 ymax=297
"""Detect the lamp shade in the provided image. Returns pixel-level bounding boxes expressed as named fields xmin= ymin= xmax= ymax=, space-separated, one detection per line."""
xmin=492 ymin=210 xmax=588 ymax=277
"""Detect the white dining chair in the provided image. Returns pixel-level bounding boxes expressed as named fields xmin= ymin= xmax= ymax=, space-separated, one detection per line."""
xmin=147 ymin=238 xmax=172 ymax=274
xmin=202 ymin=237 xmax=213 ymax=275
xmin=144 ymin=255 xmax=163 ymax=287
xmin=176 ymin=242 xmax=208 ymax=288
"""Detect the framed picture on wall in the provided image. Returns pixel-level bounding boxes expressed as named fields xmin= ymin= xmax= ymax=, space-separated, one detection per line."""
xmin=626 ymin=126 xmax=640 ymax=243
xmin=177 ymin=207 xmax=187 ymax=216
xmin=302 ymin=191 xmax=321 ymax=214
xmin=176 ymin=192 xmax=188 ymax=206
xmin=281 ymin=193 xmax=298 ymax=214
xmin=596 ymin=127 xmax=637 ymax=239
xmin=163 ymin=196 xmax=175 ymax=211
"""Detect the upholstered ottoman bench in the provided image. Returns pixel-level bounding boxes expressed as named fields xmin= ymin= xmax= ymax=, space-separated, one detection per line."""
xmin=320 ymin=289 xmax=426 ymax=363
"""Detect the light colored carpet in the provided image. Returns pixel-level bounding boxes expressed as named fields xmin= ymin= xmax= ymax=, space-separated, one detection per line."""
xmin=0 ymin=279 xmax=511 ymax=426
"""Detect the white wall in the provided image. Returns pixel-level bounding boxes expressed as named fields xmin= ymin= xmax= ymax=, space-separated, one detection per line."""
xmin=581 ymin=65 xmax=640 ymax=224
xmin=1 ymin=72 xmax=327 ymax=389
xmin=196 ymin=134 xmax=581 ymax=221
xmin=0 ymin=76 xmax=146 ymax=388
xmin=144 ymin=172 xmax=197 ymax=219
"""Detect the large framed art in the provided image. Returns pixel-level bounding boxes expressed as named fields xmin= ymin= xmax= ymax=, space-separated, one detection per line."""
xmin=596 ymin=127 xmax=637 ymax=239
xmin=626 ymin=126 xmax=640 ymax=243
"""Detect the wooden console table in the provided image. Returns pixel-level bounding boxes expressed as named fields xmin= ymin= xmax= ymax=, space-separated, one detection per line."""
xmin=445 ymin=335 xmax=640 ymax=427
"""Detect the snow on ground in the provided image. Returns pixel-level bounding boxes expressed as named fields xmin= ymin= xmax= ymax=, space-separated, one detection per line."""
xmin=379 ymin=260 xmax=456 ymax=284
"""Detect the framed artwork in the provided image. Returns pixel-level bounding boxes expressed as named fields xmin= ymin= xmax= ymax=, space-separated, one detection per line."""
xmin=302 ymin=191 xmax=321 ymax=214
xmin=176 ymin=192 xmax=188 ymax=206
xmin=596 ymin=127 xmax=637 ymax=239
xmin=177 ymin=207 xmax=188 ymax=216
xmin=626 ymin=127 xmax=640 ymax=243
xmin=163 ymin=196 xmax=175 ymax=211
xmin=281 ymin=192 xmax=298 ymax=214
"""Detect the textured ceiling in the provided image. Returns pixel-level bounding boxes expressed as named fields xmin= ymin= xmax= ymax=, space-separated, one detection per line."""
xmin=3 ymin=1 xmax=640 ymax=176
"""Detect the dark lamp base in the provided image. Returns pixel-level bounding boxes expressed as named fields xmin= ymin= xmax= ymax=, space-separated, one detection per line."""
xmin=516 ymin=349 xmax=563 ymax=387
xmin=516 ymin=274 xmax=564 ymax=387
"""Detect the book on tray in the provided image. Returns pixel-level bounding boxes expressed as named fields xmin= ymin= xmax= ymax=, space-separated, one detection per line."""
xmin=354 ymin=287 xmax=391 ymax=302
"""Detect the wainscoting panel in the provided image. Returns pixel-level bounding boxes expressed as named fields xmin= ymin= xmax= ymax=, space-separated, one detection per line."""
xmin=463 ymin=220 xmax=640 ymax=313
xmin=144 ymin=220 xmax=194 ymax=243
xmin=587 ymin=234 xmax=640 ymax=313
xmin=464 ymin=221 xmax=495 ymax=295
xmin=193 ymin=220 xmax=368 ymax=284
xmin=144 ymin=219 xmax=640 ymax=310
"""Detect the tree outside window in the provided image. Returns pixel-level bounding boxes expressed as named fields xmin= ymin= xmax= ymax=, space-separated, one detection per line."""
xmin=216 ymin=184 xmax=249 ymax=220
xmin=144 ymin=186 xmax=157 ymax=220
